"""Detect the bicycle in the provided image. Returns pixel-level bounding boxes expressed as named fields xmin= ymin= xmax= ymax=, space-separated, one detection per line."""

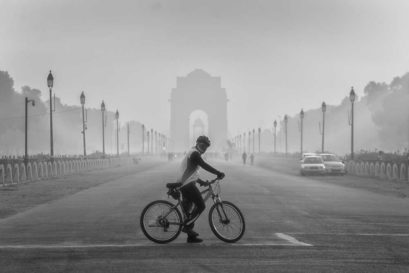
xmin=140 ymin=177 xmax=245 ymax=244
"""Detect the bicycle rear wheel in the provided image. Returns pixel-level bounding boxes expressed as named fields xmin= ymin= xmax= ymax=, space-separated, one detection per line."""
xmin=209 ymin=201 xmax=245 ymax=243
xmin=140 ymin=200 xmax=182 ymax=244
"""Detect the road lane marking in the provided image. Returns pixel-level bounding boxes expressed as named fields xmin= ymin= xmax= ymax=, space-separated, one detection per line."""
xmin=288 ymin=232 xmax=409 ymax=237
xmin=0 ymin=243 xmax=302 ymax=249
xmin=0 ymin=244 xmax=152 ymax=249
xmin=233 ymin=243 xmax=310 ymax=247
xmin=0 ymin=241 xmax=313 ymax=249
xmin=2 ymin=233 xmax=407 ymax=249
xmin=275 ymin=233 xmax=313 ymax=246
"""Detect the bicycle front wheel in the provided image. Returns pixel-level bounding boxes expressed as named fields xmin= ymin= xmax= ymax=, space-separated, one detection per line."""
xmin=209 ymin=201 xmax=245 ymax=243
xmin=140 ymin=200 xmax=182 ymax=244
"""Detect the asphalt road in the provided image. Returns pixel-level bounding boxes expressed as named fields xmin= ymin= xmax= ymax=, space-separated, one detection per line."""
xmin=0 ymin=160 xmax=408 ymax=272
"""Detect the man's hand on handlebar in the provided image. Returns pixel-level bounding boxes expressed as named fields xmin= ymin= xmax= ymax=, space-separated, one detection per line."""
xmin=198 ymin=174 xmax=225 ymax=187
xmin=217 ymin=172 xmax=225 ymax=180
xmin=197 ymin=179 xmax=210 ymax=187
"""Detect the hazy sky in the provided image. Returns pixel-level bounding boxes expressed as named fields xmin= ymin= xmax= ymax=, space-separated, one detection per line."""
xmin=1 ymin=0 xmax=409 ymax=136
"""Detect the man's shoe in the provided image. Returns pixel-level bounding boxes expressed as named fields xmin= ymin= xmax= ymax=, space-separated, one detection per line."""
xmin=181 ymin=226 xmax=199 ymax=237
xmin=187 ymin=236 xmax=203 ymax=243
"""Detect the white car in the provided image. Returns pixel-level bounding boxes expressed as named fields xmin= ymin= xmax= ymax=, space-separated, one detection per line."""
xmin=300 ymin=156 xmax=326 ymax=176
xmin=319 ymin=153 xmax=346 ymax=175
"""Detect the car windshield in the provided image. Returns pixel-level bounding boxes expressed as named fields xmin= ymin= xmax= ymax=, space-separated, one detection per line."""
xmin=304 ymin=157 xmax=323 ymax=164
xmin=321 ymin=154 xmax=339 ymax=161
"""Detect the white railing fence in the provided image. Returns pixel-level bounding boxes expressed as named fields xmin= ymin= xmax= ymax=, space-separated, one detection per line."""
xmin=0 ymin=157 xmax=133 ymax=187
xmin=347 ymin=160 xmax=408 ymax=182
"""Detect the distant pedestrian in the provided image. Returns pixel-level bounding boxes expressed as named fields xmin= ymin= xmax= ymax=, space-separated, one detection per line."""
xmin=250 ymin=153 xmax=254 ymax=165
xmin=242 ymin=152 xmax=247 ymax=165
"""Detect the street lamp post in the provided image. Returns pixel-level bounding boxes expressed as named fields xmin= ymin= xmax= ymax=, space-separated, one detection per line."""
xmin=25 ymin=97 xmax=35 ymax=166
xmin=161 ymin=134 xmax=164 ymax=152
xmin=321 ymin=102 xmax=326 ymax=153
xmin=115 ymin=110 xmax=119 ymax=157
xmin=150 ymin=129 xmax=153 ymax=155
xmin=157 ymin=132 xmax=159 ymax=154
xmin=80 ymin=92 xmax=87 ymax=157
xmin=163 ymin=134 xmax=166 ymax=152
xmin=101 ymin=101 xmax=106 ymax=158
xmin=248 ymin=131 xmax=251 ymax=154
xmin=258 ymin=128 xmax=261 ymax=153
xmin=47 ymin=71 xmax=54 ymax=157
xmin=284 ymin=115 xmax=288 ymax=156
xmin=273 ymin=120 xmax=277 ymax=154
xmin=162 ymin=134 xmax=165 ymax=152
xmin=155 ymin=131 xmax=157 ymax=154
xmin=127 ymin=122 xmax=130 ymax=156
xmin=350 ymin=87 xmax=356 ymax=159
xmin=253 ymin=129 xmax=256 ymax=154
xmin=142 ymin=124 xmax=145 ymax=154
xmin=239 ymin=135 xmax=242 ymax=153
xmin=243 ymin=133 xmax=246 ymax=154
xmin=164 ymin=134 xmax=167 ymax=152
xmin=147 ymin=131 xmax=150 ymax=154
xmin=153 ymin=131 xmax=155 ymax=154
xmin=159 ymin=133 xmax=161 ymax=154
xmin=159 ymin=132 xmax=161 ymax=154
xmin=300 ymin=109 xmax=304 ymax=158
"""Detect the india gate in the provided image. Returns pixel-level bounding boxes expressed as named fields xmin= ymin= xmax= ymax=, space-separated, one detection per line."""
xmin=169 ymin=69 xmax=228 ymax=152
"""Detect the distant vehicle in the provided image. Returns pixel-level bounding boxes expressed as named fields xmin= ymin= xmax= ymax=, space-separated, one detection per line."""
xmin=319 ymin=153 xmax=346 ymax=175
xmin=300 ymin=156 xmax=326 ymax=176
xmin=301 ymin=152 xmax=317 ymax=159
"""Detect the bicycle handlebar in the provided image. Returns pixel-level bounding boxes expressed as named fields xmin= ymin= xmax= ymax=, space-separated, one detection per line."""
xmin=206 ymin=177 xmax=222 ymax=185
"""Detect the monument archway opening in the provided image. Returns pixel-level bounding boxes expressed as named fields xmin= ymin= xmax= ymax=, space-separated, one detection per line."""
xmin=170 ymin=69 xmax=228 ymax=152
xmin=189 ymin=110 xmax=209 ymax=146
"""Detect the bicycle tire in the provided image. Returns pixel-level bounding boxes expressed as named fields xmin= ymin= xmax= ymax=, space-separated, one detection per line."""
xmin=208 ymin=201 xmax=245 ymax=243
xmin=140 ymin=200 xmax=182 ymax=244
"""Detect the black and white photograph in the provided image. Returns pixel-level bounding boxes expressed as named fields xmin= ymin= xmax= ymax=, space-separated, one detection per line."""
xmin=1 ymin=0 xmax=409 ymax=272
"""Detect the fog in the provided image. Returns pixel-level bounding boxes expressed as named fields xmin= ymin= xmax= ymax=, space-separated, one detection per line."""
xmin=270 ymin=73 xmax=409 ymax=155
xmin=2 ymin=0 xmax=409 ymax=136
xmin=0 ymin=70 xmax=144 ymax=156
xmin=1 ymin=69 xmax=408 ymax=156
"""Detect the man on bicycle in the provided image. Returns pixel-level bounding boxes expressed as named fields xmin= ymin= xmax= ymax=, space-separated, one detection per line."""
xmin=178 ymin=135 xmax=225 ymax=243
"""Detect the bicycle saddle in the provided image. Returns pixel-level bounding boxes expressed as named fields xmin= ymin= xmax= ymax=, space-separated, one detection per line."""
xmin=166 ymin=182 xmax=182 ymax=189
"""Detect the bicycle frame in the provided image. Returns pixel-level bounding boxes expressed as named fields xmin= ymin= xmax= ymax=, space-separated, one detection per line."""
xmin=162 ymin=180 xmax=226 ymax=226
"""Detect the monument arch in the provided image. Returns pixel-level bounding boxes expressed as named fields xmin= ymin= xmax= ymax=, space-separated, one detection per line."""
xmin=169 ymin=69 xmax=228 ymax=152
